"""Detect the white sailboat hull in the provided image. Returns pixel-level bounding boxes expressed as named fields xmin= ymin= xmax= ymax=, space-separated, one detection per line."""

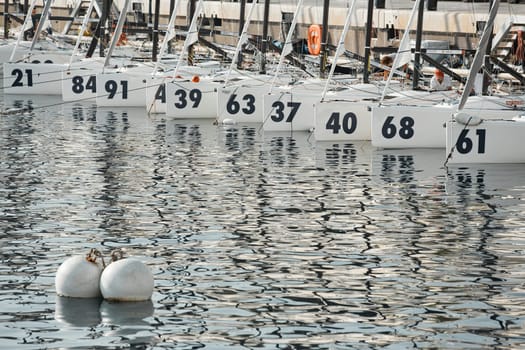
xmin=314 ymin=100 xmax=372 ymax=141
xmin=445 ymin=117 xmax=525 ymax=164
xmin=371 ymin=104 xmax=454 ymax=149
xmin=3 ymin=62 xmax=64 ymax=95
xmin=62 ymin=65 xmax=100 ymax=102
xmin=217 ymin=85 xmax=268 ymax=124
xmin=96 ymin=72 xmax=148 ymax=107
xmin=262 ymin=91 xmax=316 ymax=132
xmin=165 ymin=80 xmax=219 ymax=118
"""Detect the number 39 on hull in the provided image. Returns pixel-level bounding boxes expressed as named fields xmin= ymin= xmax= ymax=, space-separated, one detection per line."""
xmin=165 ymin=78 xmax=220 ymax=118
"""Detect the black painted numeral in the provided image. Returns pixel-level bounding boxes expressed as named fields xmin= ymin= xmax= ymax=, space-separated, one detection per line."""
xmin=326 ymin=112 xmax=357 ymax=134
xmin=456 ymin=129 xmax=486 ymax=154
xmin=382 ymin=116 xmax=415 ymax=139
xmin=271 ymin=101 xmax=301 ymax=122
xmin=105 ymin=80 xmax=128 ymax=99
xmin=11 ymin=68 xmax=33 ymax=87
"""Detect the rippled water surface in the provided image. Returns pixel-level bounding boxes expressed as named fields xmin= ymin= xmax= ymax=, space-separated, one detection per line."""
xmin=1 ymin=94 xmax=525 ymax=349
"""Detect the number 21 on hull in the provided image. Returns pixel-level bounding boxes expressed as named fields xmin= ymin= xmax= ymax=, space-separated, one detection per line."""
xmin=314 ymin=100 xmax=371 ymax=141
xmin=3 ymin=62 xmax=64 ymax=95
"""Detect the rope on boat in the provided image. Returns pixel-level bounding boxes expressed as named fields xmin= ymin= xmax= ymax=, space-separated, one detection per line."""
xmin=443 ymin=115 xmax=473 ymax=168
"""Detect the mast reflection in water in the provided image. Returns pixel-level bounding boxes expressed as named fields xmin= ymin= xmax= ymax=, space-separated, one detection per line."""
xmin=1 ymin=94 xmax=525 ymax=349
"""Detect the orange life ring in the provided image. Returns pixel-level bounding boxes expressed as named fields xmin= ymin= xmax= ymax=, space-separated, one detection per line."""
xmin=117 ymin=32 xmax=128 ymax=46
xmin=307 ymin=24 xmax=322 ymax=56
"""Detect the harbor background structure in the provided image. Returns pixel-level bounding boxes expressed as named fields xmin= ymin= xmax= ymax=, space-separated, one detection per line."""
xmin=1 ymin=0 xmax=525 ymax=61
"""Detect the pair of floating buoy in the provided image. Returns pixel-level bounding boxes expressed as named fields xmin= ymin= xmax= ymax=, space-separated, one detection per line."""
xmin=55 ymin=249 xmax=154 ymax=301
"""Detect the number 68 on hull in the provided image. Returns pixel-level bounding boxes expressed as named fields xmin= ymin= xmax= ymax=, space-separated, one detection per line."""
xmin=371 ymin=105 xmax=453 ymax=148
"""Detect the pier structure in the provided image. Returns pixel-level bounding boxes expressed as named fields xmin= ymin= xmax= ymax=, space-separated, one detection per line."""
xmin=1 ymin=0 xmax=524 ymax=64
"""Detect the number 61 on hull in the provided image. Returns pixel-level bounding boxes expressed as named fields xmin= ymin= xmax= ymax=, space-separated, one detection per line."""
xmin=445 ymin=118 xmax=525 ymax=164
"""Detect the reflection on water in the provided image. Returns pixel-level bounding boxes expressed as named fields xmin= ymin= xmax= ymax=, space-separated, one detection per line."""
xmin=1 ymin=94 xmax=525 ymax=349
xmin=55 ymin=296 xmax=102 ymax=327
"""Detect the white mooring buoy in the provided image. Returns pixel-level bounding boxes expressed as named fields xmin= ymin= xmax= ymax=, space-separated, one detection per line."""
xmin=55 ymin=249 xmax=104 ymax=298
xmin=100 ymin=257 xmax=154 ymax=302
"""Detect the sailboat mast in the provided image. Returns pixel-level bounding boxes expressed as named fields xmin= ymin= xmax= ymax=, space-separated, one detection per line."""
xmin=457 ymin=0 xmax=499 ymax=110
xmin=30 ymin=0 xmax=53 ymax=51
xmin=104 ymin=0 xmax=130 ymax=68
xmin=321 ymin=0 xmax=357 ymax=101
xmin=188 ymin=0 xmax=197 ymax=65
xmin=412 ymin=0 xmax=425 ymax=89
xmin=483 ymin=0 xmax=495 ymax=95
xmin=152 ymin=0 xmax=161 ymax=61
xmin=238 ymin=0 xmax=247 ymax=69
xmin=260 ymin=0 xmax=270 ymax=74
xmin=9 ymin=0 xmax=37 ymax=62
xmin=169 ymin=0 xmax=176 ymax=53
xmin=86 ymin=0 xmax=113 ymax=58
xmin=319 ymin=0 xmax=330 ymax=78
xmin=153 ymin=0 xmax=181 ymax=73
xmin=68 ymin=0 xmax=96 ymax=67
xmin=362 ymin=0 xmax=374 ymax=83
xmin=3 ymin=0 xmax=8 ymax=39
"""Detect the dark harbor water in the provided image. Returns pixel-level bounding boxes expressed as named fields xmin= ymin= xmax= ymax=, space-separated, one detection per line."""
xmin=1 ymin=94 xmax=525 ymax=349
